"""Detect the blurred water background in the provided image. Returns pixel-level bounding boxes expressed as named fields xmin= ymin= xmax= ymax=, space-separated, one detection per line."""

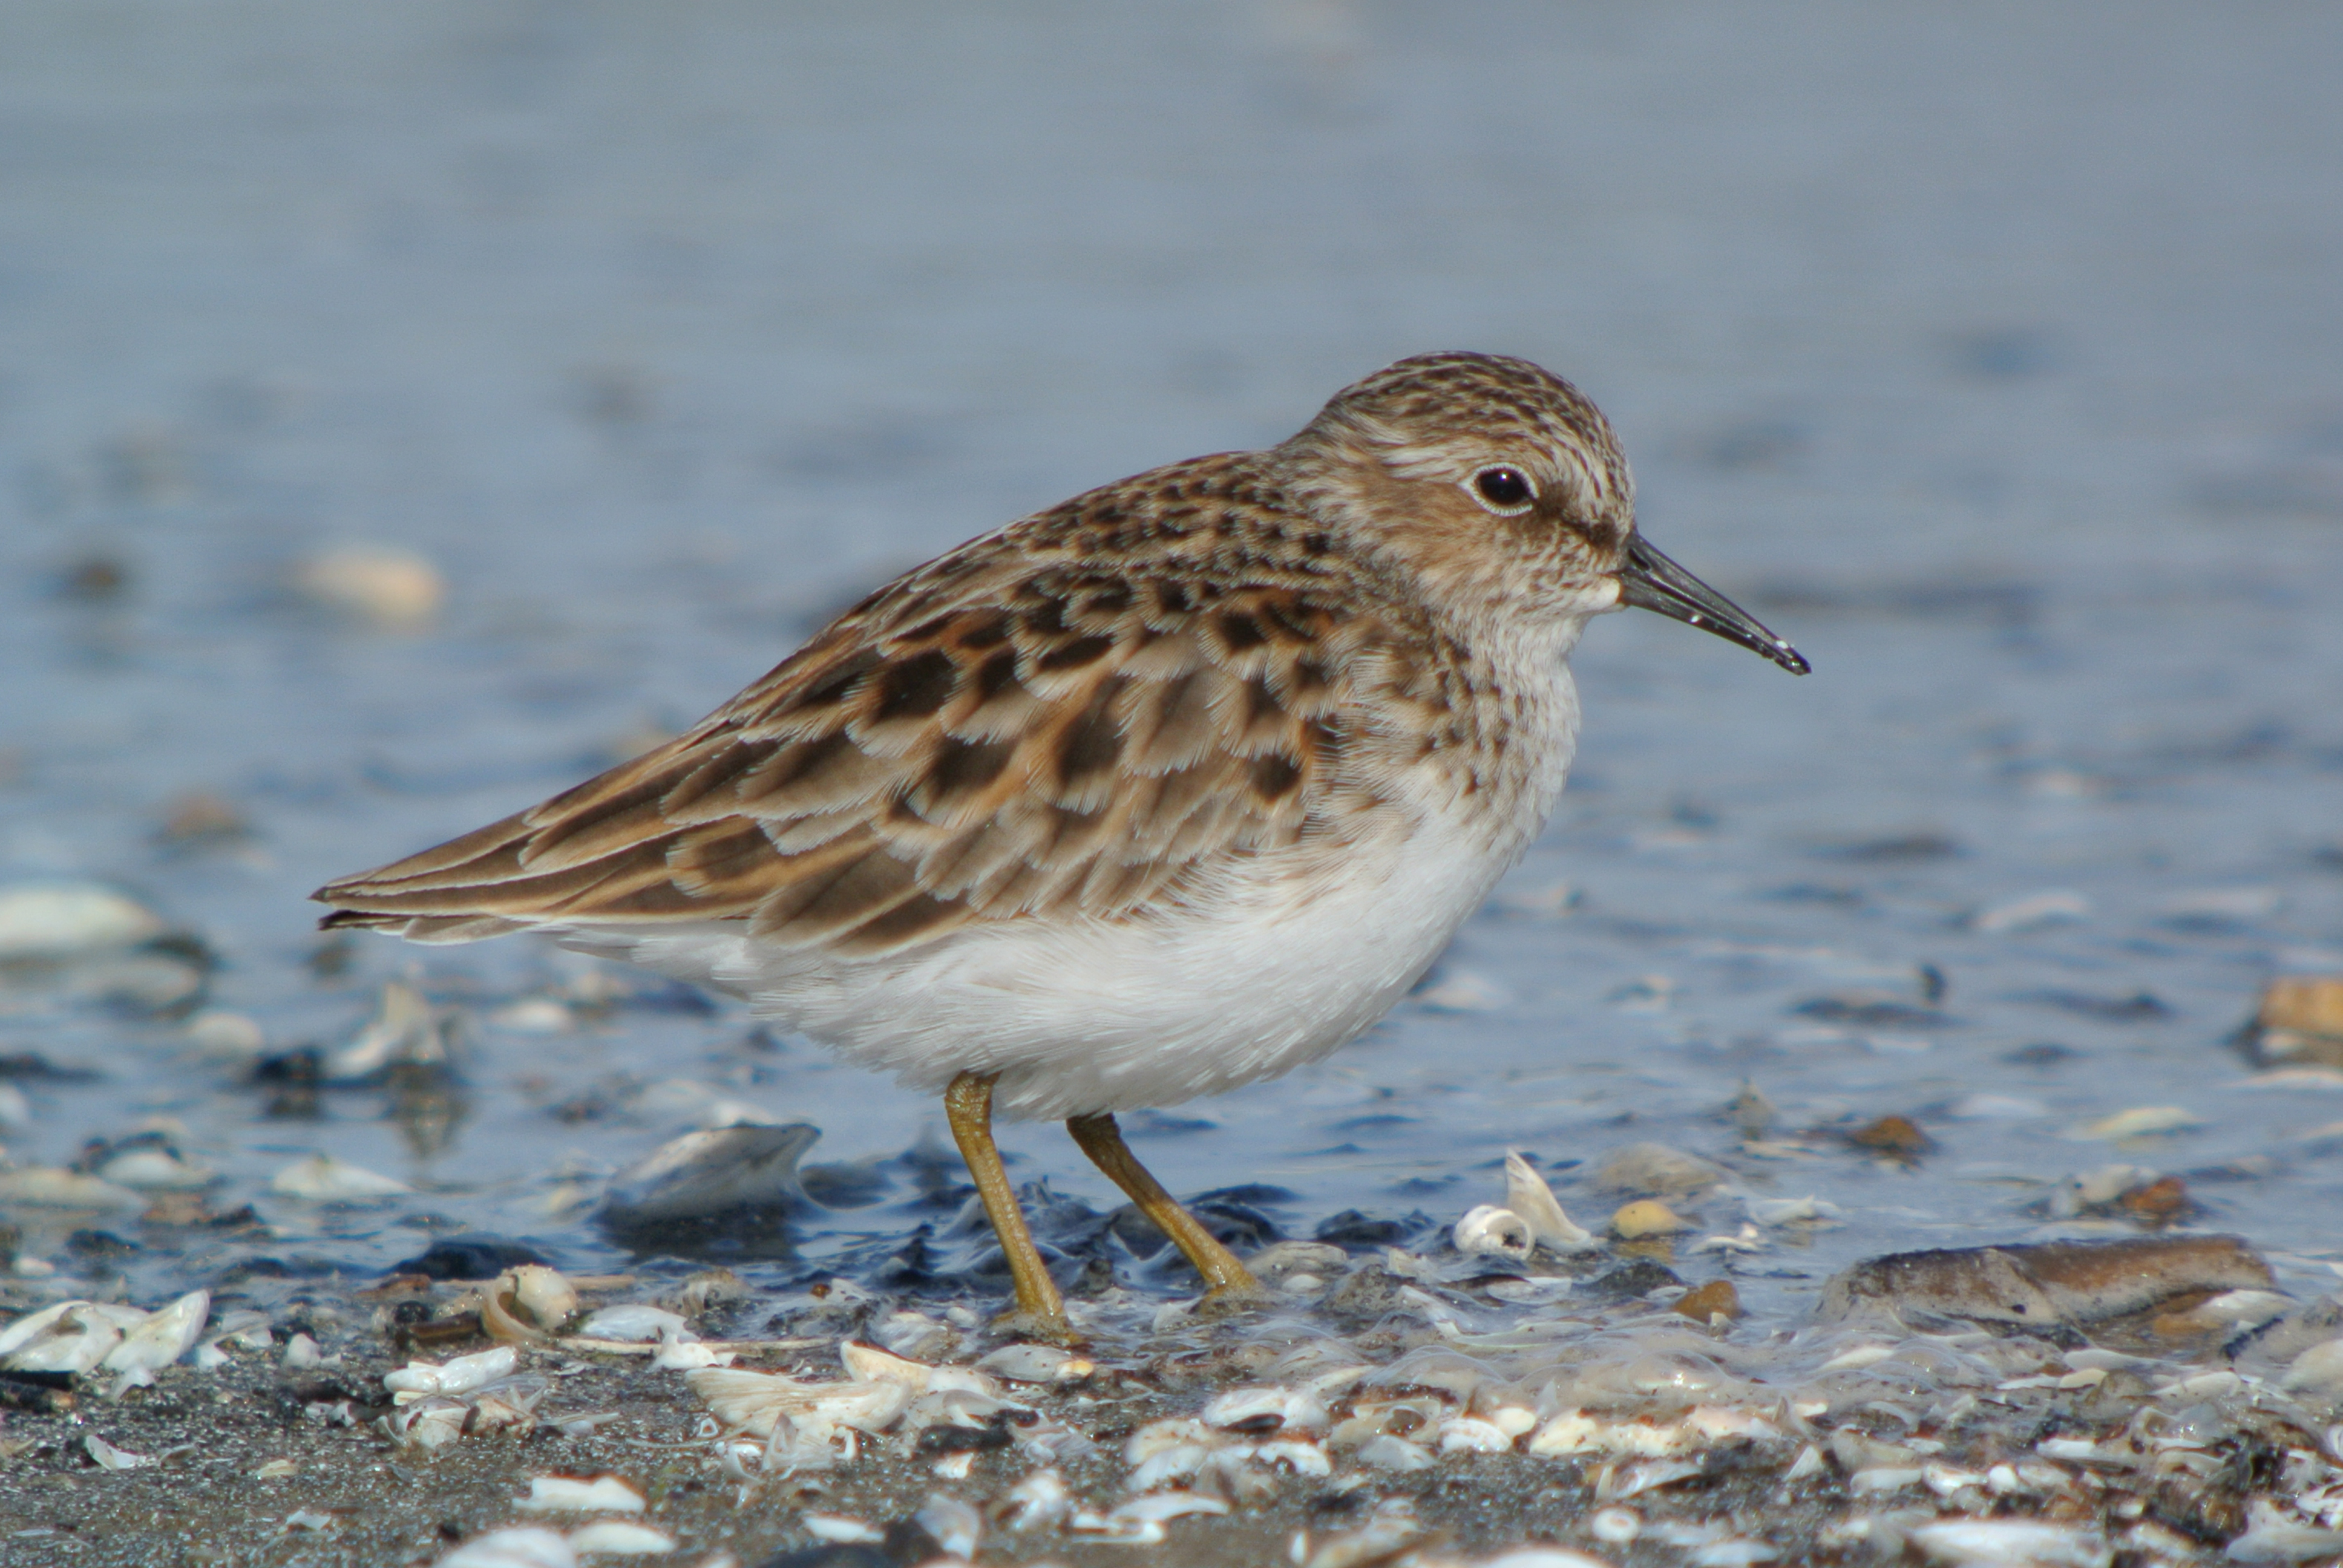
xmin=2 ymin=2 xmax=2340 ymax=1319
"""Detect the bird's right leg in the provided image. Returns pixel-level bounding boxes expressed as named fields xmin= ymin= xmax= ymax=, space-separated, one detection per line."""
xmin=943 ymin=1070 xmax=1069 ymax=1339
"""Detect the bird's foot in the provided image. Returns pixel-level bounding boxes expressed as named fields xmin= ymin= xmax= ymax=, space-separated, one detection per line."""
xmin=986 ymin=1304 xmax=1084 ymax=1347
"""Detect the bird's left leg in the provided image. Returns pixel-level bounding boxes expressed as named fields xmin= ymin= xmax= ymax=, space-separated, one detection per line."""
xmin=1066 ymin=1111 xmax=1266 ymax=1304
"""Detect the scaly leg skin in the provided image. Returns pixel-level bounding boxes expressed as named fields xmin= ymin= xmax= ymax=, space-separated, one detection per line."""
xmin=1066 ymin=1110 xmax=1271 ymax=1313
xmin=943 ymin=1071 xmax=1073 ymax=1342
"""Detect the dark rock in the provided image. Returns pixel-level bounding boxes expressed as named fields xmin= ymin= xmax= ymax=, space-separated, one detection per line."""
xmin=1583 ymin=1259 xmax=1686 ymax=1301
xmin=387 ymin=1234 xmax=551 ymax=1279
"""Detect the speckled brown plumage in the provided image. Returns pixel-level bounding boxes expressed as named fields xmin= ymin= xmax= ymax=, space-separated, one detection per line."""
xmin=316 ymin=353 xmax=1640 ymax=958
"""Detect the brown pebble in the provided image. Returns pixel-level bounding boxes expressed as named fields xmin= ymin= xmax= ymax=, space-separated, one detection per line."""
xmin=2249 ymin=976 xmax=2343 ymax=1067
xmin=157 ymin=791 xmax=248 ymax=844
xmin=1846 ymin=1114 xmax=1935 ymax=1159
xmin=1610 ymin=1198 xmax=1689 ymax=1238
xmin=1818 ymin=1233 xmax=2272 ymax=1327
xmin=1674 ymin=1279 xmax=1740 ymax=1321
xmin=2118 ymin=1175 xmax=2191 ymax=1227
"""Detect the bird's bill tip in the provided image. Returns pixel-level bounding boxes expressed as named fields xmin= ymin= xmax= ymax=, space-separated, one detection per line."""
xmin=1616 ymin=535 xmax=1809 ymax=675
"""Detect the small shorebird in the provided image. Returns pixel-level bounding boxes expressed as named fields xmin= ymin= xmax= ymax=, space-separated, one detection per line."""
xmin=315 ymin=351 xmax=1806 ymax=1336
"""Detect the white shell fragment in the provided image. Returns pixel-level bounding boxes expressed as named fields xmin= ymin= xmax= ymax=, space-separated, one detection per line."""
xmin=1908 ymin=1520 xmax=2112 ymax=1568
xmin=1506 ymin=1151 xmax=1594 ymax=1247
xmin=1202 ymin=1384 xmax=1329 ymax=1434
xmin=84 ymin=1432 xmax=156 ymax=1470
xmin=434 ymin=1526 xmax=577 ymax=1568
xmin=563 ymin=1521 xmax=672 ymax=1556
xmin=3 ymin=1301 xmax=146 ymax=1373
xmin=387 ymin=1346 xmax=520 ymax=1403
xmin=327 ymin=981 xmax=447 ymax=1081
xmin=996 ymin=1468 xmax=1072 ymax=1532
xmin=975 ymin=1342 xmax=1095 ymax=1384
xmin=514 ymin=1475 xmax=646 ymax=1514
xmin=270 ymin=1152 xmax=411 ymax=1200
xmin=1071 ymin=1490 xmax=1229 ymax=1545
xmin=577 ymin=1305 xmax=690 ymax=1342
xmin=100 ymin=1289 xmax=210 ymax=1391
xmin=1455 ymin=1204 xmax=1533 ymax=1261
xmin=801 ymin=1514 xmax=885 ymax=1544
xmin=292 ymin=543 xmax=445 ymax=627
xmin=0 ymin=881 xmax=167 ymax=957
xmin=913 ymin=1494 xmax=983 ymax=1560
xmin=0 ymin=1168 xmax=146 ymax=1210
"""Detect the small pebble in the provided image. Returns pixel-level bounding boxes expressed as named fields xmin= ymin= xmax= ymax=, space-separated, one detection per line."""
xmin=292 ymin=544 xmax=445 ymax=627
xmin=1610 ymin=1200 xmax=1688 ymax=1239
xmin=1673 ymin=1279 xmax=1740 ymax=1321
xmin=1844 ymin=1114 xmax=1933 ymax=1158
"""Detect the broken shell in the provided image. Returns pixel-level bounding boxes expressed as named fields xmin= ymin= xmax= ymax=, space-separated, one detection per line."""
xmin=1438 ymin=1415 xmax=1515 ymax=1453
xmin=1611 ymin=1199 xmax=1689 ymax=1238
xmin=291 ymin=543 xmax=445 ymax=627
xmin=1907 ymin=1520 xmax=2111 ymax=1568
xmin=563 ymin=1522 xmax=670 ymax=1557
xmin=99 ymin=1289 xmax=210 ymax=1380
xmin=507 ymin=1266 xmax=578 ymax=1330
xmin=577 ymin=1304 xmax=689 ymax=1342
xmin=1590 ymin=1506 xmax=1641 ymax=1543
xmin=975 ymin=1342 xmax=1095 ymax=1384
xmin=0 ymin=1168 xmax=146 ymax=1210
xmin=434 ymin=1526 xmax=576 ymax=1568
xmin=597 ymin=1122 xmax=819 ymax=1232
xmin=802 ymin=1515 xmax=885 ymax=1544
xmin=84 ymin=1432 xmax=155 ymax=1470
xmin=5 ymin=1301 xmax=139 ymax=1373
xmin=686 ymin=1365 xmax=913 ymax=1437
xmin=270 ymin=1152 xmax=411 ymax=1200
xmin=913 ymin=1494 xmax=982 ymax=1560
xmin=513 ymin=1474 xmax=645 ymax=1514
xmin=2071 ymin=1106 xmax=2201 ymax=1140
xmin=994 ymin=1468 xmax=1072 ymax=1532
xmin=1202 ymin=1384 xmax=1329 ymax=1434
xmin=327 ymin=981 xmax=448 ymax=1082
xmin=385 ymin=1346 xmax=519 ymax=1403
xmin=96 ymin=1148 xmax=217 ymax=1191
xmin=1506 ymin=1151 xmax=1594 ymax=1248
xmin=1455 ymin=1203 xmax=1533 ymax=1260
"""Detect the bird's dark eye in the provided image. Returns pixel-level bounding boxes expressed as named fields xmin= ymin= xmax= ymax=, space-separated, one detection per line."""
xmin=1469 ymin=466 xmax=1535 ymax=513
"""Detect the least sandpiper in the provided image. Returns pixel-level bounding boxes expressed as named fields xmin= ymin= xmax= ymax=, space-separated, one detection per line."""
xmin=315 ymin=351 xmax=1806 ymax=1335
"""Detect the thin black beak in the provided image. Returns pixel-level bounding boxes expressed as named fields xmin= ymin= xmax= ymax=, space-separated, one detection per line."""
xmin=1617 ymin=534 xmax=1809 ymax=675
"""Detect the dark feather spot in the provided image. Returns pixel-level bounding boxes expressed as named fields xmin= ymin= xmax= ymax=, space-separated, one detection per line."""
xmin=1156 ymin=581 xmax=1193 ymax=614
xmin=1023 ymin=597 xmax=1069 ymax=637
xmin=1216 ymin=612 xmax=1267 ymax=652
xmin=871 ymin=650 xmax=958 ymax=722
xmin=1038 ymin=635 xmax=1114 ymax=671
xmin=1055 ymin=708 xmax=1124 ymax=784
xmin=1250 ymin=753 xmax=1303 ymax=801
xmin=973 ymin=648 xmax=1021 ymax=702
xmin=799 ymin=649 xmax=883 ymax=709
xmin=954 ymin=612 xmax=1014 ymax=650
xmin=923 ymin=737 xmax=1016 ymax=806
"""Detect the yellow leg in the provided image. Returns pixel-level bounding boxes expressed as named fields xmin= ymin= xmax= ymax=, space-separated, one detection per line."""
xmin=944 ymin=1071 xmax=1068 ymax=1336
xmin=1066 ymin=1111 xmax=1264 ymax=1302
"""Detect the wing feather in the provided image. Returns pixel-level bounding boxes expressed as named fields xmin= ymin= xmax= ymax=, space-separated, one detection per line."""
xmin=315 ymin=454 xmax=1418 ymax=956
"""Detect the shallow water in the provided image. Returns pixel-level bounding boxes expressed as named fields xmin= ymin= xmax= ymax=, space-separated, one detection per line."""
xmin=3 ymin=2 xmax=2342 ymax=1340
